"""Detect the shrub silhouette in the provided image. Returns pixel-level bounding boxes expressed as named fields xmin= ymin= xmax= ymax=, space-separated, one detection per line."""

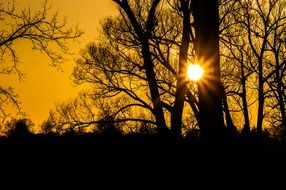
xmin=96 ymin=116 xmax=122 ymax=136
xmin=6 ymin=118 xmax=33 ymax=138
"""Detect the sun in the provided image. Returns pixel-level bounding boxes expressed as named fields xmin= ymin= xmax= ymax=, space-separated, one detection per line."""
xmin=187 ymin=64 xmax=204 ymax=81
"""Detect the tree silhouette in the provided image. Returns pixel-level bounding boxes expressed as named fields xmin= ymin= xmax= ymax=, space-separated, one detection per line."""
xmin=70 ymin=0 xmax=200 ymax=136
xmin=193 ymin=0 xmax=225 ymax=138
xmin=44 ymin=92 xmax=157 ymax=134
xmin=171 ymin=0 xmax=192 ymax=137
xmin=50 ymin=0 xmax=238 ymax=136
xmin=47 ymin=0 xmax=285 ymax=138
xmin=112 ymin=0 xmax=169 ymax=135
xmin=0 ymin=0 xmax=82 ymax=123
xmin=0 ymin=87 xmax=20 ymax=123
xmin=221 ymin=0 xmax=286 ymax=134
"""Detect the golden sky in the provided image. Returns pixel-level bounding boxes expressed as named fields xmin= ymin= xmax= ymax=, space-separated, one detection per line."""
xmin=1 ymin=0 xmax=117 ymax=125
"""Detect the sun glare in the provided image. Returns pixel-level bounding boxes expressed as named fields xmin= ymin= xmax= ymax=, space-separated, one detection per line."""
xmin=187 ymin=64 xmax=204 ymax=81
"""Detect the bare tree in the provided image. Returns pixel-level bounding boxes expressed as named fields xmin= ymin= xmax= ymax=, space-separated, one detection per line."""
xmin=53 ymin=0 xmax=233 ymax=137
xmin=0 ymin=86 xmax=20 ymax=123
xmin=111 ymin=0 xmax=170 ymax=135
xmin=42 ymin=92 xmax=155 ymax=135
xmin=0 ymin=0 xmax=82 ymax=123
xmin=48 ymin=0 xmax=286 ymax=138
xmin=70 ymin=0 xmax=201 ymax=136
xmin=221 ymin=0 xmax=286 ymax=133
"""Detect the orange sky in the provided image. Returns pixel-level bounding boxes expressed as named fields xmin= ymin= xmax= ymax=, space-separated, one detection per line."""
xmin=1 ymin=0 xmax=117 ymax=126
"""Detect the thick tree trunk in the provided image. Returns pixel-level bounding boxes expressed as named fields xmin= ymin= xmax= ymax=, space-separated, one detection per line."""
xmin=193 ymin=0 xmax=225 ymax=139
xmin=171 ymin=1 xmax=191 ymax=138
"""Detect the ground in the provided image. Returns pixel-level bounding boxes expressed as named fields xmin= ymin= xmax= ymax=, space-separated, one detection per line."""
xmin=0 ymin=133 xmax=285 ymax=189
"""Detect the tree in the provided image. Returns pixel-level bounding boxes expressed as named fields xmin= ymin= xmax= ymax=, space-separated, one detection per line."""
xmin=42 ymin=93 xmax=130 ymax=134
xmin=51 ymin=0 xmax=234 ymax=137
xmin=70 ymin=0 xmax=201 ymax=136
xmin=193 ymin=0 xmax=225 ymax=138
xmin=170 ymin=0 xmax=193 ymax=137
xmin=221 ymin=0 xmax=286 ymax=134
xmin=0 ymin=0 xmax=82 ymax=123
xmin=111 ymin=0 xmax=169 ymax=135
xmin=0 ymin=86 xmax=20 ymax=123
xmin=48 ymin=0 xmax=285 ymax=138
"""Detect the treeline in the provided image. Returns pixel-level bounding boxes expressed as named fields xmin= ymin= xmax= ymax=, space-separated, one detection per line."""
xmin=42 ymin=0 xmax=285 ymax=138
xmin=0 ymin=117 xmax=285 ymax=189
xmin=0 ymin=0 xmax=285 ymax=140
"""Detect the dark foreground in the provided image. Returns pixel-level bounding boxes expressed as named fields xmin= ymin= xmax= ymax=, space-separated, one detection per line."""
xmin=0 ymin=133 xmax=285 ymax=189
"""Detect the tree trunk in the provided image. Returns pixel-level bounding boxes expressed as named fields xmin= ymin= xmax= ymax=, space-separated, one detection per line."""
xmin=171 ymin=1 xmax=191 ymax=138
xmin=256 ymin=84 xmax=264 ymax=134
xmin=278 ymin=92 xmax=286 ymax=128
xmin=113 ymin=0 xmax=169 ymax=135
xmin=256 ymin=58 xmax=264 ymax=134
xmin=241 ymin=62 xmax=250 ymax=133
xmin=142 ymin=45 xmax=169 ymax=135
xmin=278 ymin=84 xmax=286 ymax=129
xmin=241 ymin=89 xmax=250 ymax=133
xmin=222 ymin=91 xmax=236 ymax=134
xmin=275 ymin=59 xmax=286 ymax=130
xmin=193 ymin=0 xmax=225 ymax=139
